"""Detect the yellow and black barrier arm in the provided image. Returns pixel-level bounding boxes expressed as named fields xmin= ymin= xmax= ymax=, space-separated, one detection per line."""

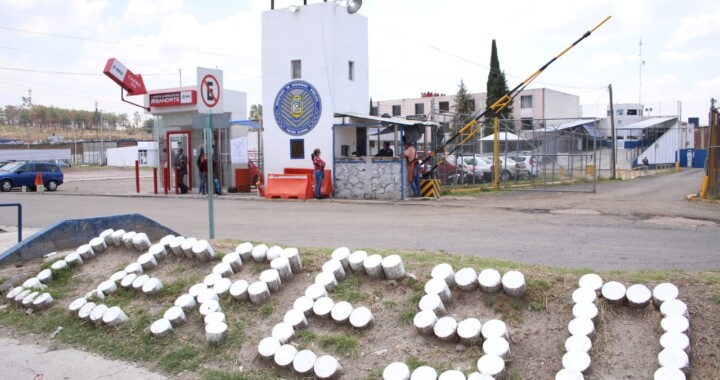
xmin=422 ymin=16 xmax=611 ymax=177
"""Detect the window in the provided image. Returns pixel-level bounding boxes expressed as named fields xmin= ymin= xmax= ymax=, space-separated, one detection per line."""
xmin=414 ymin=103 xmax=424 ymax=115
xmin=627 ymin=109 xmax=638 ymax=115
xmin=521 ymin=95 xmax=533 ymax=109
xmin=439 ymin=101 xmax=449 ymax=112
xmin=370 ymin=106 xmax=378 ymax=116
xmin=616 ymin=109 xmax=624 ymax=116
xmin=392 ymin=105 xmax=401 ymax=116
xmin=291 ymin=60 xmax=301 ymax=79
xmin=348 ymin=61 xmax=354 ymax=81
xmin=290 ymin=139 xmax=305 ymax=159
xmin=521 ymin=118 xmax=533 ymax=130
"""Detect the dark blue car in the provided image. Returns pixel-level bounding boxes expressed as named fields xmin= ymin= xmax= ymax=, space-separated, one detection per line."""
xmin=0 ymin=161 xmax=64 ymax=192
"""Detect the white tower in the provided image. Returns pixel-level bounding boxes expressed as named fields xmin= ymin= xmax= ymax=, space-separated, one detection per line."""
xmin=261 ymin=1 xmax=369 ymax=178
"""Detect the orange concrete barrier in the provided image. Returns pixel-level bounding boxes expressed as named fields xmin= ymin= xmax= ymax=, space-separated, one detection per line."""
xmin=263 ymin=174 xmax=313 ymax=199
xmin=284 ymin=168 xmax=332 ymax=197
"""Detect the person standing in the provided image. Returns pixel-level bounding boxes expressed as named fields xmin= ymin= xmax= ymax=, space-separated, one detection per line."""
xmin=375 ymin=141 xmax=394 ymax=157
xmin=197 ymin=153 xmax=208 ymax=195
xmin=404 ymin=142 xmax=420 ymax=197
xmin=311 ymin=148 xmax=326 ymax=199
xmin=175 ymin=148 xmax=188 ymax=192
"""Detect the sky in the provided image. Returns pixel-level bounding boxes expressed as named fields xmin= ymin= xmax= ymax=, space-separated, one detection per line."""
xmin=0 ymin=0 xmax=718 ymax=125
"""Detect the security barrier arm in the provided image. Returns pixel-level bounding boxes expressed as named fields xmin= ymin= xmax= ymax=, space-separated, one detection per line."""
xmin=422 ymin=16 xmax=612 ymax=176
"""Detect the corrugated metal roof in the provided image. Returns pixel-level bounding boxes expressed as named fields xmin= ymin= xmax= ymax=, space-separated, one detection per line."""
xmin=538 ymin=119 xmax=595 ymax=132
xmin=616 ymin=117 xmax=676 ymax=130
xmin=334 ymin=112 xmax=437 ymax=127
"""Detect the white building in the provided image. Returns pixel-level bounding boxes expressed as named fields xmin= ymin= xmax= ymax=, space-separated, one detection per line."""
xmin=106 ymin=141 xmax=158 ymax=167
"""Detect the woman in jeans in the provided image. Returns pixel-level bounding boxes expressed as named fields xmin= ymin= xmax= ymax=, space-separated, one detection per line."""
xmin=197 ymin=153 xmax=208 ymax=195
xmin=311 ymin=148 xmax=326 ymax=199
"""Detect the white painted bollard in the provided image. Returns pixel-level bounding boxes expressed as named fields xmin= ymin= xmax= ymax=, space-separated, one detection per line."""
xmin=122 ymin=231 xmax=137 ymax=249
xmin=85 ymin=289 xmax=105 ymax=301
xmin=180 ymin=237 xmax=197 ymax=258
xmin=271 ymin=256 xmax=293 ymax=282
xmin=316 ymin=271 xmax=338 ymax=292
xmin=457 ymin=318 xmax=482 ymax=345
xmin=110 ymin=270 xmax=127 ymax=284
xmin=32 ymin=293 xmax=53 ymax=310
xmin=363 ymin=254 xmax=384 ymax=279
xmin=21 ymin=292 xmax=38 ymax=308
xmin=502 ymin=270 xmax=526 ymax=297
xmin=481 ymin=319 xmax=509 ymax=340
xmin=383 ymin=362 xmax=411 ymax=380
xmin=251 ymin=244 xmax=269 ymax=263
xmin=132 ymin=233 xmax=151 ymax=251
xmin=476 ymin=354 xmax=505 ymax=378
xmin=349 ymin=306 xmax=374 ymax=329
xmin=418 ymin=293 xmax=445 ymax=315
xmin=258 ymin=336 xmax=282 ymax=360
xmin=37 ymin=269 xmax=52 ymax=284
xmin=274 ymin=344 xmax=298 ymax=368
xmin=163 ymin=306 xmax=187 ymax=327
xmin=306 ymin=283 xmax=328 ymax=301
xmin=572 ymin=302 xmax=599 ymax=324
xmin=555 ymin=368 xmax=585 ymax=380
xmin=204 ymin=312 xmax=226 ymax=326
xmin=293 ymin=349 xmax=318 ymax=375
xmin=433 ymin=316 xmax=458 ymax=342
xmin=483 ymin=336 xmax=511 ymax=359
xmin=653 ymin=367 xmax=687 ymax=380
xmin=660 ymin=299 xmax=689 ymax=318
xmin=438 ymin=370 xmax=465 ymax=380
xmin=13 ymin=289 xmax=31 ymax=303
xmin=260 ymin=269 xmax=282 ymax=293
xmin=330 ymin=301 xmax=353 ymax=324
xmin=120 ymin=273 xmax=138 ymax=289
xmin=110 ymin=229 xmax=126 ymax=246
xmin=222 ymin=252 xmax=243 ymax=273
xmin=205 ymin=322 xmax=228 ymax=343
xmin=661 ymin=315 xmax=690 ymax=335
xmin=565 ymin=334 xmax=592 ymax=353
xmin=272 ymin=322 xmax=295 ymax=343
xmin=159 ymin=234 xmax=175 ymax=251
xmin=348 ymin=250 xmax=368 ymax=274
xmin=294 ymin=296 xmax=316 ymax=317
xmin=203 ymin=273 xmax=222 ymax=288
xmin=213 ymin=278 xmax=232 ymax=296
xmin=579 ymin=273 xmax=603 ymax=294
xmin=98 ymin=280 xmax=118 ymax=296
xmin=103 ymin=306 xmax=128 ymax=326
xmin=284 ymin=308 xmax=308 ymax=330
xmin=5 ymin=287 xmax=24 ymax=300
xmin=266 ymin=245 xmax=284 ymax=261
xmin=572 ymin=287 xmax=597 ymax=304
xmin=478 ymin=269 xmax=502 ymax=293
xmin=199 ymin=300 xmax=222 ymax=317
xmin=411 ymin=366 xmax=438 ymax=380
xmin=124 ymin=262 xmax=143 ymax=275
xmin=78 ymin=302 xmax=96 ymax=320
xmin=331 ymin=247 xmax=351 ymax=271
xmin=660 ymin=332 xmax=690 ymax=353
xmin=100 ymin=229 xmax=114 ymax=245
xmin=175 ymin=293 xmax=197 ymax=313
xmin=314 ymin=355 xmax=342 ymax=380
xmin=413 ymin=311 xmax=438 ymax=335
xmin=382 ymin=254 xmax=405 ymax=280
xmin=89 ymin=304 xmax=109 ymax=324
xmin=65 ymin=252 xmax=84 ymax=267
xmin=149 ymin=243 xmax=168 ymax=261
xmin=77 ymin=244 xmax=95 ymax=261
xmin=281 ymin=247 xmax=303 ymax=273
xmin=562 ymin=351 xmax=591 ymax=374
xmin=68 ymin=298 xmax=87 ymax=316
xmin=89 ymin=237 xmax=107 ymax=254
xmin=425 ymin=278 xmax=451 ymax=304
xmin=432 ymin=263 xmax=455 ymax=288
xmin=568 ymin=318 xmax=596 ymax=340
xmin=137 ymin=252 xmax=158 ymax=271
xmin=248 ymin=281 xmax=270 ymax=304
xmin=50 ymin=260 xmax=68 ymax=271
xmin=235 ymin=242 xmax=254 ymax=262
xmin=455 ymin=267 xmax=479 ymax=291
xmin=192 ymin=239 xmax=215 ymax=262
xmin=627 ymin=284 xmax=652 ymax=308
xmin=323 ymin=259 xmax=346 ymax=282
xmin=213 ymin=262 xmax=234 ymax=278
xmin=230 ymin=280 xmax=250 ymax=301
xmin=151 ymin=318 xmax=173 ymax=338
xmin=313 ymin=296 xmax=335 ymax=318
xmin=142 ymin=278 xmax=163 ymax=295
xmin=169 ymin=236 xmax=186 ymax=256
xmin=132 ymin=274 xmax=150 ymax=292
xmin=653 ymin=283 xmax=679 ymax=307
xmin=196 ymin=288 xmax=219 ymax=305
xmin=601 ymin=281 xmax=627 ymax=305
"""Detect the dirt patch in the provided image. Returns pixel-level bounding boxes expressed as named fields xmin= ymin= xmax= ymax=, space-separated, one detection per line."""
xmin=1 ymin=241 xmax=719 ymax=379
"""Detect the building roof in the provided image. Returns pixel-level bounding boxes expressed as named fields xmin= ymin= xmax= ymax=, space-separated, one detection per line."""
xmin=334 ymin=112 xmax=437 ymax=127
xmin=478 ymin=132 xmax=526 ymax=141
xmin=616 ymin=117 xmax=676 ymax=130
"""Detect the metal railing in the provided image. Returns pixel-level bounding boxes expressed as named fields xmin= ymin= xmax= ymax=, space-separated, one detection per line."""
xmin=0 ymin=203 xmax=22 ymax=243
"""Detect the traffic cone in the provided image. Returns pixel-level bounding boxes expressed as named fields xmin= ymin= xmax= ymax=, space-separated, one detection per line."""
xmin=35 ymin=172 xmax=44 ymax=193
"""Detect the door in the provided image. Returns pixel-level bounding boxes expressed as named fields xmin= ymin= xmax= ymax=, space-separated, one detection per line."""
xmin=166 ymin=130 xmax=192 ymax=191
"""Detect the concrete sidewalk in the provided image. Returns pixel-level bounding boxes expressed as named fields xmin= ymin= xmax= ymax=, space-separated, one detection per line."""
xmin=0 ymin=226 xmax=40 ymax=255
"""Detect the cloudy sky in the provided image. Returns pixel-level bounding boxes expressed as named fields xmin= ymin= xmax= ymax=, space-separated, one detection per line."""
xmin=1 ymin=0 xmax=718 ymax=125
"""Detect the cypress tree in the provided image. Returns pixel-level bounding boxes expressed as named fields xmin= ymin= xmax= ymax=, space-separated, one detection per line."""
xmin=486 ymin=39 xmax=513 ymax=121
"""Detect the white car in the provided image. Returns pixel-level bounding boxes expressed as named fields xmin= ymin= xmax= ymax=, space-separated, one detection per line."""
xmin=458 ymin=155 xmax=493 ymax=182
xmin=510 ymin=155 xmax=537 ymax=178
xmin=482 ymin=155 xmax=528 ymax=181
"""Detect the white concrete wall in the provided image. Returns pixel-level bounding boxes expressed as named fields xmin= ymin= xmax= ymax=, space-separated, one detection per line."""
xmin=0 ymin=149 xmax=70 ymax=162
xmin=262 ymin=2 xmax=369 ymax=178
xmin=107 ymin=146 xmax=140 ymax=167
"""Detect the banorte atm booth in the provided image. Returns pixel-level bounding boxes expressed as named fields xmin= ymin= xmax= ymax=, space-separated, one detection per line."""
xmin=145 ymin=85 xmax=249 ymax=193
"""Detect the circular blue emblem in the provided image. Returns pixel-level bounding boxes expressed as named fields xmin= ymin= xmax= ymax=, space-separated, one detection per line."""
xmin=273 ymin=80 xmax=322 ymax=136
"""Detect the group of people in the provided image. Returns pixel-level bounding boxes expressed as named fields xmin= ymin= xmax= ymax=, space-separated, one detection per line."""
xmin=174 ymin=148 xmax=221 ymax=195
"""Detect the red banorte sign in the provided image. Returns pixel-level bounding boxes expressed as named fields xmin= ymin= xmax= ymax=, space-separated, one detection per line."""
xmin=149 ymin=91 xmax=197 ymax=107
xmin=103 ymin=58 xmax=147 ymax=96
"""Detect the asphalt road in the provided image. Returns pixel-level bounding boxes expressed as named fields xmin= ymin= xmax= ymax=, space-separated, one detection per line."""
xmin=1 ymin=168 xmax=718 ymax=271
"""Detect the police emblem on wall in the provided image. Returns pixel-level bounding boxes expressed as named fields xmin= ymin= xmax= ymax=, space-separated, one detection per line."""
xmin=273 ymin=80 xmax=322 ymax=136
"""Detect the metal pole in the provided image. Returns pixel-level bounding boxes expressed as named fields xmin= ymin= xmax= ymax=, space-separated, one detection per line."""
xmin=609 ymin=84 xmax=617 ymax=179
xmin=493 ymin=117 xmax=500 ymax=190
xmin=206 ymin=114 xmax=215 ymax=239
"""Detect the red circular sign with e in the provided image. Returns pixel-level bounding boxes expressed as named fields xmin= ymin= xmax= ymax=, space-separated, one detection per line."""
xmin=200 ymin=74 xmax=221 ymax=108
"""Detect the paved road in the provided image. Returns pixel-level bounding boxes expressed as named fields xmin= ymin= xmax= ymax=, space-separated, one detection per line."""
xmin=1 ymin=168 xmax=718 ymax=271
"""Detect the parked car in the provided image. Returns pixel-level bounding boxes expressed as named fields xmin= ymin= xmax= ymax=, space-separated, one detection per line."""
xmin=0 ymin=161 xmax=64 ymax=192
xmin=483 ymin=155 xmax=528 ymax=181
xmin=509 ymin=155 xmax=537 ymax=178
xmin=457 ymin=155 xmax=493 ymax=182
xmin=421 ymin=154 xmax=480 ymax=185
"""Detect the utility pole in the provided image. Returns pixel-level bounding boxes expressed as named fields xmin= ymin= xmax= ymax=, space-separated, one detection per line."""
xmin=609 ymin=84 xmax=616 ymax=179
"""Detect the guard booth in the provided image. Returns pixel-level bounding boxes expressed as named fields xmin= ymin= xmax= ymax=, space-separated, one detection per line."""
xmin=145 ymin=85 xmax=250 ymax=193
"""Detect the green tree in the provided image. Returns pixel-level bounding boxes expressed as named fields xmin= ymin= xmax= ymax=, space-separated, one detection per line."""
xmin=249 ymin=104 xmax=263 ymax=122
xmin=452 ymin=80 xmax=475 ymax=134
xmin=143 ymin=118 xmax=154 ymax=135
xmin=486 ymin=39 xmax=513 ymax=122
